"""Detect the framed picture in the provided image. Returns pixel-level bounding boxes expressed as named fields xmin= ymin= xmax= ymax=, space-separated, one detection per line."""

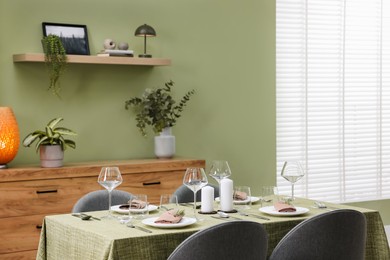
xmin=42 ymin=22 xmax=90 ymax=55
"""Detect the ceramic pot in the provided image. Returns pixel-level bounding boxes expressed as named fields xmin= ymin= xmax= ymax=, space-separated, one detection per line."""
xmin=154 ymin=127 xmax=175 ymax=159
xmin=40 ymin=145 xmax=64 ymax=168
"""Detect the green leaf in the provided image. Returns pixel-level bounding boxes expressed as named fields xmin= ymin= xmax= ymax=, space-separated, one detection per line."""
xmin=45 ymin=126 xmax=54 ymax=138
xmin=47 ymin=117 xmax=63 ymax=129
xmin=35 ymin=136 xmax=49 ymax=153
xmin=64 ymin=139 xmax=76 ymax=149
xmin=22 ymin=133 xmax=42 ymax=147
xmin=54 ymin=127 xmax=77 ymax=136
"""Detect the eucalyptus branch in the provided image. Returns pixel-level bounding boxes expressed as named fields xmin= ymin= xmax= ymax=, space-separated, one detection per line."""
xmin=125 ymin=80 xmax=195 ymax=137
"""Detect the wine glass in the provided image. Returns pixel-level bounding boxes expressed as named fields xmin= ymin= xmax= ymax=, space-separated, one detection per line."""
xmin=98 ymin=166 xmax=123 ymax=219
xmin=183 ymin=167 xmax=208 ymax=221
xmin=209 ymin=160 xmax=231 ymax=196
xmin=281 ymin=161 xmax=305 ymax=200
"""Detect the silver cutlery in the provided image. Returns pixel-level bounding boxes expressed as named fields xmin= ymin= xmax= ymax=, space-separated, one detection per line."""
xmin=179 ymin=203 xmax=201 ymax=209
xmin=312 ymin=201 xmax=337 ymax=211
xmin=72 ymin=213 xmax=101 ymax=221
xmin=127 ymin=223 xmax=153 ymax=233
xmin=238 ymin=212 xmax=270 ymax=221
xmin=217 ymin=212 xmax=242 ymax=220
xmin=211 ymin=216 xmax=237 ymax=221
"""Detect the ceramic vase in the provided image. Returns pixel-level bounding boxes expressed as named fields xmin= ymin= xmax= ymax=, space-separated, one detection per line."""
xmin=154 ymin=127 xmax=175 ymax=159
xmin=40 ymin=145 xmax=64 ymax=168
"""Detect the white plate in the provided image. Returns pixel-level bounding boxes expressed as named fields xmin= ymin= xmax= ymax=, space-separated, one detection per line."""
xmin=142 ymin=217 xmax=197 ymax=228
xmin=215 ymin=196 xmax=260 ymax=204
xmin=111 ymin=204 xmax=158 ymax=214
xmin=259 ymin=206 xmax=309 ymax=216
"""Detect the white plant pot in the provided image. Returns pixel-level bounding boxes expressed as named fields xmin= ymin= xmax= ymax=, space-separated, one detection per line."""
xmin=40 ymin=145 xmax=64 ymax=168
xmin=154 ymin=127 xmax=175 ymax=159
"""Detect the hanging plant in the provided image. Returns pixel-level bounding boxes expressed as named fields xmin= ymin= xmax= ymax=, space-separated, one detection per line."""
xmin=41 ymin=34 xmax=67 ymax=97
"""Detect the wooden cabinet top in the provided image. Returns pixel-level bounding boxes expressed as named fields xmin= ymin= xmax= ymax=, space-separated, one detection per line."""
xmin=0 ymin=158 xmax=205 ymax=183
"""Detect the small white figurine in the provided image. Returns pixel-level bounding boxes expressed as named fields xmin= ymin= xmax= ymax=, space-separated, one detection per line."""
xmin=103 ymin=39 xmax=116 ymax=50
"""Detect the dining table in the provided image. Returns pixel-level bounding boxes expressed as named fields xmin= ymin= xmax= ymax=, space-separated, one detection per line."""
xmin=36 ymin=197 xmax=390 ymax=260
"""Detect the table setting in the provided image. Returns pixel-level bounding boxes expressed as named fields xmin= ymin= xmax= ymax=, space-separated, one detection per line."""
xmin=36 ymin=163 xmax=390 ymax=260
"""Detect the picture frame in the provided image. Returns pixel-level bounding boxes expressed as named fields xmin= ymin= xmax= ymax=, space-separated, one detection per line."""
xmin=42 ymin=22 xmax=90 ymax=55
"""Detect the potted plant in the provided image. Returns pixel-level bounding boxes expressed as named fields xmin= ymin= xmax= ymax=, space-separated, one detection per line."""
xmin=22 ymin=117 xmax=76 ymax=168
xmin=41 ymin=34 xmax=67 ymax=97
xmin=125 ymin=80 xmax=195 ymax=158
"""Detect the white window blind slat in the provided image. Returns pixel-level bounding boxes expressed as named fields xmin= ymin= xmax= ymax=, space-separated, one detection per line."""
xmin=277 ymin=0 xmax=390 ymax=203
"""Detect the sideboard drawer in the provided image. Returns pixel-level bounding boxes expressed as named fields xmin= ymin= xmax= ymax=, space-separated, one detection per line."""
xmin=0 ymin=177 xmax=100 ymax=218
xmin=121 ymin=170 xmax=184 ymax=204
xmin=0 ymin=214 xmax=45 ymax=254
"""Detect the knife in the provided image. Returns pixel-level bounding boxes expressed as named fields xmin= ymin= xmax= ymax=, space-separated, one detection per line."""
xmin=211 ymin=216 xmax=232 ymax=221
xmin=247 ymin=213 xmax=270 ymax=221
xmin=179 ymin=203 xmax=201 ymax=209
xmin=127 ymin=223 xmax=153 ymax=233
xmin=211 ymin=216 xmax=242 ymax=221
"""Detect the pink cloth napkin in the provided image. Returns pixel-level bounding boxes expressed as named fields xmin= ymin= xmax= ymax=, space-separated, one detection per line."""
xmin=129 ymin=199 xmax=147 ymax=209
xmin=274 ymin=201 xmax=296 ymax=212
xmin=154 ymin=209 xmax=183 ymax=224
xmin=234 ymin=191 xmax=248 ymax=200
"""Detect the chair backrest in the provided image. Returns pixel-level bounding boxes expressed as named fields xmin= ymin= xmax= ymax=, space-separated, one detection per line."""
xmin=269 ymin=209 xmax=367 ymax=260
xmin=168 ymin=221 xmax=268 ymax=260
xmin=172 ymin=184 xmax=219 ymax=203
xmin=71 ymin=189 xmax=133 ymax=213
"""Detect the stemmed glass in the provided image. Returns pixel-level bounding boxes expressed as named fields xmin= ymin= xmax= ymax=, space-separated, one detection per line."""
xmin=209 ymin=160 xmax=231 ymax=195
xmin=98 ymin=166 xmax=123 ymax=219
xmin=281 ymin=161 xmax=305 ymax=200
xmin=183 ymin=167 xmax=208 ymax=221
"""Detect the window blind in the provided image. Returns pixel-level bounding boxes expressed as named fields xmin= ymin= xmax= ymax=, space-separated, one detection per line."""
xmin=276 ymin=0 xmax=390 ymax=203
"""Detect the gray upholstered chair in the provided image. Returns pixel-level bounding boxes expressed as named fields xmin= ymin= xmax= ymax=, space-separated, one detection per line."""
xmin=172 ymin=184 xmax=219 ymax=203
xmin=168 ymin=221 xmax=268 ymax=260
xmin=71 ymin=189 xmax=133 ymax=213
xmin=269 ymin=209 xmax=367 ymax=260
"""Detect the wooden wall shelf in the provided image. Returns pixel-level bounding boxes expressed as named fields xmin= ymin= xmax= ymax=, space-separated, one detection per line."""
xmin=13 ymin=53 xmax=171 ymax=66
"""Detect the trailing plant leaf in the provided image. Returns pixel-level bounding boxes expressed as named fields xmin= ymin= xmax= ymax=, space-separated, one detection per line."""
xmin=125 ymin=80 xmax=195 ymax=137
xmin=42 ymin=35 xmax=67 ymax=98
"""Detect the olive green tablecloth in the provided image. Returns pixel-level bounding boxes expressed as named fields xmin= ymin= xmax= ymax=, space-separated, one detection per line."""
xmin=36 ymin=198 xmax=390 ymax=260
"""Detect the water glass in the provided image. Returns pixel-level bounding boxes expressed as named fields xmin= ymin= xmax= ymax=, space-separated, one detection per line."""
xmin=234 ymin=186 xmax=252 ymax=211
xmin=129 ymin=194 xmax=149 ymax=220
xmin=261 ymin=186 xmax=278 ymax=207
xmin=160 ymin=194 xmax=178 ymax=212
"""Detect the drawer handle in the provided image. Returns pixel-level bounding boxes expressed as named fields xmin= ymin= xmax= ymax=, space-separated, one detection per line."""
xmin=36 ymin=225 xmax=42 ymax=229
xmin=36 ymin=189 xmax=58 ymax=194
xmin=143 ymin=181 xmax=161 ymax=186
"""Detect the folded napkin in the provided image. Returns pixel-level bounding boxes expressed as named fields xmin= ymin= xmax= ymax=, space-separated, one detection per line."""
xmin=234 ymin=191 xmax=248 ymax=200
xmin=129 ymin=199 xmax=147 ymax=209
xmin=274 ymin=201 xmax=296 ymax=212
xmin=154 ymin=209 xmax=184 ymax=224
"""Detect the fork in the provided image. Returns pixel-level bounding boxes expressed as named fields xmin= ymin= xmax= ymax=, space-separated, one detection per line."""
xmin=127 ymin=223 xmax=153 ymax=233
xmin=313 ymin=201 xmax=335 ymax=211
xmin=238 ymin=212 xmax=270 ymax=221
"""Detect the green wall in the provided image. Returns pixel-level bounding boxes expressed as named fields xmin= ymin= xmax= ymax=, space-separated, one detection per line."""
xmin=1 ymin=0 xmax=389 ymax=225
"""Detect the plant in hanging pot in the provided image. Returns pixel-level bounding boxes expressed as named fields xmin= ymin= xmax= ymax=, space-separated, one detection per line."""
xmin=125 ymin=80 xmax=195 ymax=158
xmin=41 ymin=34 xmax=68 ymax=97
xmin=22 ymin=117 xmax=76 ymax=168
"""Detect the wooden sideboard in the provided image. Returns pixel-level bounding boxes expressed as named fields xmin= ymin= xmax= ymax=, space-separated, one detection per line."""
xmin=0 ymin=158 xmax=205 ymax=259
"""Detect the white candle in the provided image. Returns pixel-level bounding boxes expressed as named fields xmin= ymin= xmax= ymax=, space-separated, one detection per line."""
xmin=220 ymin=178 xmax=233 ymax=211
xmin=201 ymin=186 xmax=214 ymax=212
